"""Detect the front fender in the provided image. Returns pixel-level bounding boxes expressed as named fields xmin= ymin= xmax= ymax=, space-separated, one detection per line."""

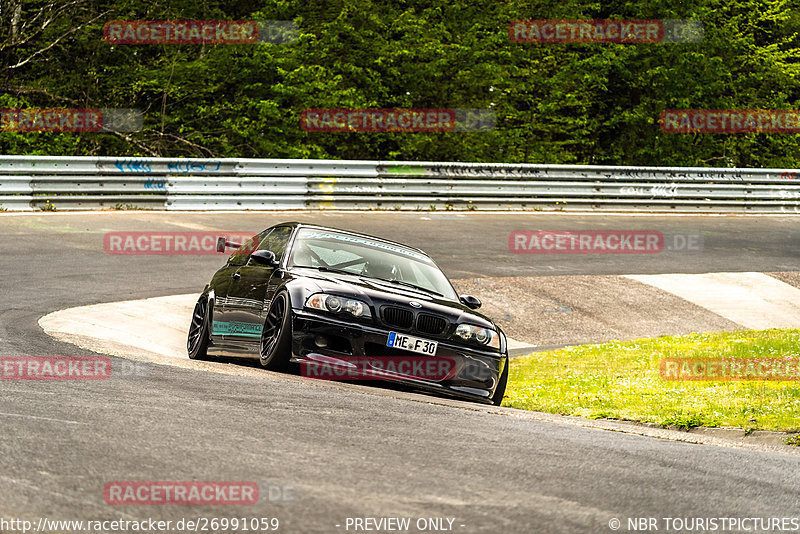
xmin=282 ymin=277 xmax=322 ymax=312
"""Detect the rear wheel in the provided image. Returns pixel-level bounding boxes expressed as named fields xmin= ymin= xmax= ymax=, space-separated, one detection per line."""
xmin=260 ymin=291 xmax=292 ymax=371
xmin=490 ymin=358 xmax=508 ymax=406
xmin=187 ymin=297 xmax=211 ymax=360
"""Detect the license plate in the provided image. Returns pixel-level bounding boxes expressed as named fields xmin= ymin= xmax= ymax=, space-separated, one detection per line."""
xmin=386 ymin=332 xmax=438 ymax=356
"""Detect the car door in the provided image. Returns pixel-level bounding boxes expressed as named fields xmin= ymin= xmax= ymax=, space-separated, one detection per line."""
xmin=220 ymin=226 xmax=293 ymax=347
xmin=211 ymin=230 xmax=268 ymax=343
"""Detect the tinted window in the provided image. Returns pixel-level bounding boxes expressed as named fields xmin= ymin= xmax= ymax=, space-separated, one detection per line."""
xmin=228 ymin=229 xmax=269 ymax=266
xmin=258 ymin=226 xmax=293 ymax=261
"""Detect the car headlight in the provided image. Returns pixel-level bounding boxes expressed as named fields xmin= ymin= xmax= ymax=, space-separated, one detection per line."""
xmin=305 ymin=293 xmax=372 ymax=319
xmin=455 ymin=323 xmax=500 ymax=349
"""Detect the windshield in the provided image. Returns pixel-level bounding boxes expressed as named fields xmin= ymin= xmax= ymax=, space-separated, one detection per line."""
xmin=288 ymin=228 xmax=458 ymax=300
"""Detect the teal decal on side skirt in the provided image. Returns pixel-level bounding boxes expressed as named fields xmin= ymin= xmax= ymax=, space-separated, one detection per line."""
xmin=212 ymin=320 xmax=263 ymax=337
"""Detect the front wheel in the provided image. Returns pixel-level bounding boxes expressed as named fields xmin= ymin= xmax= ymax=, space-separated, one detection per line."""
xmin=490 ymin=358 xmax=508 ymax=406
xmin=260 ymin=291 xmax=292 ymax=371
xmin=187 ymin=297 xmax=211 ymax=360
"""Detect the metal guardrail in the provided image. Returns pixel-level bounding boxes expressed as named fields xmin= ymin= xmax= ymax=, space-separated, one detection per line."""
xmin=1 ymin=155 xmax=799 ymax=213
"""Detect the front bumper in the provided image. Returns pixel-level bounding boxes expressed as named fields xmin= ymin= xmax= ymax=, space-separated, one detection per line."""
xmin=290 ymin=309 xmax=506 ymax=403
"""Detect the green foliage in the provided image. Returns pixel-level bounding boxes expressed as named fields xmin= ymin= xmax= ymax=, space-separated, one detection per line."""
xmin=1 ymin=0 xmax=799 ymax=166
xmin=112 ymin=202 xmax=143 ymax=210
xmin=38 ymin=199 xmax=56 ymax=211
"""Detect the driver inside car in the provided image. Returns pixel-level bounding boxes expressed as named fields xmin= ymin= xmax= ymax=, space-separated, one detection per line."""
xmin=362 ymin=261 xmax=398 ymax=281
xmin=291 ymin=247 xmax=317 ymax=267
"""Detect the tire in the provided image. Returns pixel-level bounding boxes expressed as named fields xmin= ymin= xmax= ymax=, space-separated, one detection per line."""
xmin=260 ymin=291 xmax=292 ymax=371
xmin=490 ymin=358 xmax=509 ymax=406
xmin=187 ymin=297 xmax=211 ymax=360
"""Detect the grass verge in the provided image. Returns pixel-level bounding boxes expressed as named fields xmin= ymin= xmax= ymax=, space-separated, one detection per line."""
xmin=504 ymin=329 xmax=800 ymax=433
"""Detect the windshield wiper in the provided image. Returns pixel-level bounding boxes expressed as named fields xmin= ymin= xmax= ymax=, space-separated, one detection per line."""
xmin=297 ymin=265 xmax=358 ymax=276
xmin=367 ymin=277 xmax=444 ymax=297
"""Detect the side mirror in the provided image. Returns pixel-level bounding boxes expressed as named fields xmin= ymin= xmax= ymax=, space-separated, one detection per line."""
xmin=459 ymin=295 xmax=481 ymax=310
xmin=249 ymin=249 xmax=278 ymax=267
xmin=216 ymin=236 xmax=241 ymax=253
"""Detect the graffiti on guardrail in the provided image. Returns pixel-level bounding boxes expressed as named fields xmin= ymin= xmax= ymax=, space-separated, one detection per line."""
xmin=166 ymin=160 xmax=222 ymax=173
xmin=604 ymin=170 xmax=749 ymax=182
xmin=620 ymin=185 xmax=679 ymax=196
xmin=383 ymin=165 xmax=425 ymax=175
xmin=380 ymin=166 xmax=542 ymax=178
xmin=112 ymin=159 xmax=152 ymax=173
xmin=312 ymin=184 xmax=383 ymax=194
xmin=144 ymin=177 xmax=167 ymax=190
xmin=434 ymin=166 xmax=536 ymax=178
xmin=102 ymin=159 xmax=228 ymax=174
xmin=3 ymin=156 xmax=798 ymax=213
xmin=376 ymin=165 xmax=761 ymax=182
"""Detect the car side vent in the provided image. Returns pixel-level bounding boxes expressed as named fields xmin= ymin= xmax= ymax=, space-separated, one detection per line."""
xmin=416 ymin=313 xmax=448 ymax=335
xmin=382 ymin=307 xmax=414 ymax=329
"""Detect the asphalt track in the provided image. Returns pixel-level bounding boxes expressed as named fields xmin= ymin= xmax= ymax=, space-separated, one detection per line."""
xmin=3 ymin=212 xmax=800 ymax=534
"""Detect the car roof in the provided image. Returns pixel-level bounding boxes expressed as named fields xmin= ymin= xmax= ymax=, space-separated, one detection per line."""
xmin=281 ymin=221 xmax=429 ymax=256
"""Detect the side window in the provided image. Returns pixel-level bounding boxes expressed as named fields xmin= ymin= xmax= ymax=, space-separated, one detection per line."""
xmin=258 ymin=226 xmax=293 ymax=261
xmin=228 ymin=229 xmax=270 ymax=266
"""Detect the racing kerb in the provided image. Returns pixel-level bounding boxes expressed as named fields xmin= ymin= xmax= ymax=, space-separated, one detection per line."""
xmin=1 ymin=155 xmax=799 ymax=213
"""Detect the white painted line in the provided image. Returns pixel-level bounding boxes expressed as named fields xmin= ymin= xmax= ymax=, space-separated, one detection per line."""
xmin=625 ymin=272 xmax=800 ymax=329
xmin=0 ymin=412 xmax=86 ymax=425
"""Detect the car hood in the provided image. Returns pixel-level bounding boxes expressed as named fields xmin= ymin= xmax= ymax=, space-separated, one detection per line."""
xmin=291 ymin=268 xmax=496 ymax=329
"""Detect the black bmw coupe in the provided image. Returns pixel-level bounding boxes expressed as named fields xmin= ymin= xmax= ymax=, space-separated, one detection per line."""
xmin=187 ymin=222 xmax=508 ymax=405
